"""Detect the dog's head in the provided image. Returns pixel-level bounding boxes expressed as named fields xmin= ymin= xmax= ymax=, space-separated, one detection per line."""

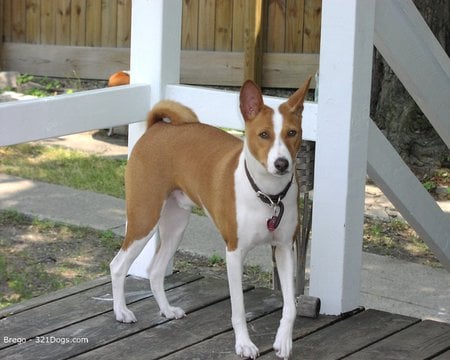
xmin=240 ymin=77 xmax=311 ymax=177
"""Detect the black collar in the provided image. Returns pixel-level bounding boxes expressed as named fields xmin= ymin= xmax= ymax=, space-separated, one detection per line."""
xmin=244 ymin=161 xmax=293 ymax=207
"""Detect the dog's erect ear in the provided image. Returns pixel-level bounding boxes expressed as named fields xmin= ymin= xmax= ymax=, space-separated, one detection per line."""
xmin=240 ymin=80 xmax=264 ymax=122
xmin=287 ymin=76 xmax=312 ymax=115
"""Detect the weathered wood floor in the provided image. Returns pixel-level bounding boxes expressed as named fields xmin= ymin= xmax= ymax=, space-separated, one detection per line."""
xmin=1 ymin=273 xmax=449 ymax=359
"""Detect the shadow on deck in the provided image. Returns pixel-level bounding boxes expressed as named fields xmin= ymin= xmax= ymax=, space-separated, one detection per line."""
xmin=1 ymin=273 xmax=449 ymax=359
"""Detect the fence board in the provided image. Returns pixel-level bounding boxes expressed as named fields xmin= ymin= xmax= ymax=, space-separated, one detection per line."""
xmin=198 ymin=0 xmax=216 ymax=50
xmin=55 ymin=0 xmax=71 ymax=45
xmin=1 ymin=43 xmax=318 ymax=88
xmin=262 ymin=52 xmax=318 ymax=87
xmin=2 ymin=0 xmax=12 ymax=42
xmin=71 ymin=0 xmax=86 ymax=46
xmin=101 ymin=0 xmax=117 ymax=47
xmin=86 ymin=0 xmax=101 ymax=46
xmin=231 ymin=0 xmax=245 ymax=51
xmin=181 ymin=50 xmax=318 ymax=88
xmin=40 ymin=0 xmax=55 ymax=44
xmin=0 ymin=0 xmax=3 ymax=46
xmin=243 ymin=0 xmax=263 ymax=84
xmin=267 ymin=0 xmax=286 ymax=52
xmin=214 ymin=0 xmax=232 ymax=51
xmin=181 ymin=50 xmax=242 ymax=85
xmin=181 ymin=0 xmax=198 ymax=50
xmin=11 ymin=0 xmax=26 ymax=42
xmin=1 ymin=43 xmax=129 ymax=79
xmin=303 ymin=0 xmax=321 ymax=52
xmin=25 ymin=0 xmax=40 ymax=44
xmin=286 ymin=0 xmax=305 ymax=52
xmin=117 ymin=0 xmax=131 ymax=47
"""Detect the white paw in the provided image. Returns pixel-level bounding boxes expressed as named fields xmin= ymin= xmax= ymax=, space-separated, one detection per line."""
xmin=114 ymin=306 xmax=137 ymax=323
xmin=160 ymin=306 xmax=186 ymax=319
xmin=235 ymin=339 xmax=259 ymax=359
xmin=273 ymin=332 xmax=292 ymax=359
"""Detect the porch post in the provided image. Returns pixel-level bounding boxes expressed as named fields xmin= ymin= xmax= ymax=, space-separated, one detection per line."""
xmin=127 ymin=0 xmax=182 ymax=278
xmin=308 ymin=0 xmax=375 ymax=314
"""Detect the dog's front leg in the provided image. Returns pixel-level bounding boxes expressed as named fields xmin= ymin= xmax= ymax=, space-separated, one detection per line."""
xmin=226 ymin=249 xmax=259 ymax=359
xmin=273 ymin=244 xmax=296 ymax=359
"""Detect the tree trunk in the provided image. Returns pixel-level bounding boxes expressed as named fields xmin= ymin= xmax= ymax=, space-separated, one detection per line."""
xmin=370 ymin=0 xmax=450 ymax=177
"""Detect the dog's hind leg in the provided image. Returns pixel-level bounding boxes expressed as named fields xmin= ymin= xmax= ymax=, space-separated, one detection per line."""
xmin=149 ymin=190 xmax=191 ymax=319
xmin=110 ymin=228 xmax=157 ymax=323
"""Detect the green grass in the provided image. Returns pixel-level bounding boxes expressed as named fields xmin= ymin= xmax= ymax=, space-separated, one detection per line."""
xmin=0 ymin=209 xmax=122 ymax=309
xmin=0 ymin=143 xmax=126 ymax=198
xmin=363 ymin=217 xmax=439 ymax=267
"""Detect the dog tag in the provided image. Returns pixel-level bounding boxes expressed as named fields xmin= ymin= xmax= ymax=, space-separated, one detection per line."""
xmin=267 ymin=216 xmax=278 ymax=232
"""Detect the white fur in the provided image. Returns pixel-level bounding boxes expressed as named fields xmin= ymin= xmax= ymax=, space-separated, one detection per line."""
xmin=230 ymin=143 xmax=298 ymax=359
xmin=111 ymin=106 xmax=298 ymax=359
xmin=267 ymin=111 xmax=293 ymax=176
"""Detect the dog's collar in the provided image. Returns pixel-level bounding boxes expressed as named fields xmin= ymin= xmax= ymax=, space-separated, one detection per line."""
xmin=244 ymin=161 xmax=293 ymax=205
xmin=244 ymin=161 xmax=293 ymax=231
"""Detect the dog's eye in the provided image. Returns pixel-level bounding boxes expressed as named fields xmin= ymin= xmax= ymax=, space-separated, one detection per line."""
xmin=287 ymin=130 xmax=297 ymax=137
xmin=259 ymin=131 xmax=270 ymax=139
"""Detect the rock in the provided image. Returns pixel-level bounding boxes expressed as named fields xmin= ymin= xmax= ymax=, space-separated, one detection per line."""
xmin=0 ymin=71 xmax=20 ymax=88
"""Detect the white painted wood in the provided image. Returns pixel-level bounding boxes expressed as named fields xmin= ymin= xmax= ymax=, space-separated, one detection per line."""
xmin=165 ymin=84 xmax=318 ymax=140
xmin=308 ymin=0 xmax=375 ymax=315
xmin=374 ymin=0 xmax=450 ymax=147
xmin=0 ymin=84 xmax=150 ymax=146
xmin=367 ymin=120 xmax=450 ymax=271
xmin=127 ymin=0 xmax=182 ymax=278
xmin=127 ymin=0 xmax=182 ymax=153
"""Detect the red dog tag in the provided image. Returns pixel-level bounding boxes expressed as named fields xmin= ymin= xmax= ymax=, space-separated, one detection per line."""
xmin=267 ymin=216 xmax=278 ymax=232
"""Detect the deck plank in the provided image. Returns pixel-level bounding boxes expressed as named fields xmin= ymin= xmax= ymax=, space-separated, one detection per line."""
xmin=432 ymin=350 xmax=450 ymax=359
xmin=0 ymin=276 xmax=236 ymax=359
xmin=0 ymin=275 xmax=112 ymax=319
xmin=345 ymin=320 xmax=450 ymax=359
xmin=1 ymin=272 xmax=448 ymax=360
xmin=162 ymin=310 xmax=340 ymax=359
xmin=72 ymin=287 xmax=282 ymax=360
xmin=258 ymin=309 xmax=419 ymax=359
xmin=0 ymin=272 xmax=200 ymax=349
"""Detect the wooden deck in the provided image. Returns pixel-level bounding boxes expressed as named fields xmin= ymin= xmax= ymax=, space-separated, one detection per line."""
xmin=1 ymin=273 xmax=449 ymax=359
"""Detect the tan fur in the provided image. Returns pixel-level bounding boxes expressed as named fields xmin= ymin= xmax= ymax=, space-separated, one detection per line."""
xmin=245 ymin=106 xmax=276 ymax=169
xmin=123 ymin=78 xmax=311 ymax=251
xmin=123 ymin=101 xmax=242 ymax=250
xmin=147 ymin=100 xmax=199 ymax=128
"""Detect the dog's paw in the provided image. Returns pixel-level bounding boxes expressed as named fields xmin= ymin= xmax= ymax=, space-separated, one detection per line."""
xmin=273 ymin=332 xmax=292 ymax=359
xmin=114 ymin=307 xmax=137 ymax=323
xmin=160 ymin=306 xmax=186 ymax=319
xmin=235 ymin=339 xmax=259 ymax=359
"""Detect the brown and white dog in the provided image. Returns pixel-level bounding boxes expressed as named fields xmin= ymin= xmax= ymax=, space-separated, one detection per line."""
xmin=110 ymin=77 xmax=311 ymax=359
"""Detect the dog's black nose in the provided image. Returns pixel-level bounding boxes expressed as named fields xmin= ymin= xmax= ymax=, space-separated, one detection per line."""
xmin=274 ymin=158 xmax=289 ymax=173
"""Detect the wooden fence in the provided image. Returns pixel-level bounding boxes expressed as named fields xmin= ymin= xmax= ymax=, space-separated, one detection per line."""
xmin=0 ymin=0 xmax=321 ymax=88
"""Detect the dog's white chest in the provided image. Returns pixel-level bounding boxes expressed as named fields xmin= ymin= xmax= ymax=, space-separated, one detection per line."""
xmin=233 ymin=154 xmax=298 ymax=250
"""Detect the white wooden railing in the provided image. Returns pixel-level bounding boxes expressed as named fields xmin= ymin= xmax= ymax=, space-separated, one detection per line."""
xmin=0 ymin=0 xmax=448 ymax=316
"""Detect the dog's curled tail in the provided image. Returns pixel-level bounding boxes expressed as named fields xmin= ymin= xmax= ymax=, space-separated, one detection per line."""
xmin=147 ymin=100 xmax=199 ymax=129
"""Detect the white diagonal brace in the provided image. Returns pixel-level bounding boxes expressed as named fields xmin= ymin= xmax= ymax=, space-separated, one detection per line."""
xmin=374 ymin=0 xmax=450 ymax=147
xmin=367 ymin=120 xmax=450 ymax=271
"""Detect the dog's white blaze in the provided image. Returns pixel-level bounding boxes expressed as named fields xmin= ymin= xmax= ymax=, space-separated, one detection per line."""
xmin=267 ymin=110 xmax=292 ymax=175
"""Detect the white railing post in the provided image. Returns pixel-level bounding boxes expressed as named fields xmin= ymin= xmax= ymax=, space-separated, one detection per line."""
xmin=309 ymin=0 xmax=375 ymax=314
xmin=127 ymin=0 xmax=182 ymax=278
